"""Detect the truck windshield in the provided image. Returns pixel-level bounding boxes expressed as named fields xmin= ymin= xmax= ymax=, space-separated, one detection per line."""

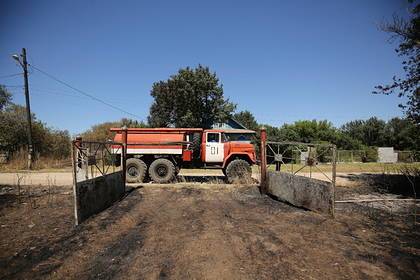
xmin=224 ymin=133 xmax=253 ymax=142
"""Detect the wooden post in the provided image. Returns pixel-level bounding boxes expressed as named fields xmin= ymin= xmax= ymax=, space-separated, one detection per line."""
xmin=72 ymin=137 xmax=82 ymax=226
xmin=121 ymin=126 xmax=128 ymax=190
xmin=13 ymin=48 xmax=34 ymax=169
xmin=309 ymin=146 xmax=312 ymax=178
xmin=85 ymin=145 xmax=90 ymax=180
xmin=260 ymin=128 xmax=267 ymax=193
xmin=331 ymin=145 xmax=337 ymax=218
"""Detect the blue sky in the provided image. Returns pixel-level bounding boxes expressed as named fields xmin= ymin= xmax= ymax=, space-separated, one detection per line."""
xmin=0 ymin=0 xmax=411 ymax=134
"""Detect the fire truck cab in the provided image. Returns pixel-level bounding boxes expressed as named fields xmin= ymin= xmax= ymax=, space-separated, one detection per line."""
xmin=111 ymin=128 xmax=256 ymax=184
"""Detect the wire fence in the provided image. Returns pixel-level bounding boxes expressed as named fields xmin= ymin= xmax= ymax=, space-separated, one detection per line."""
xmin=336 ymin=149 xmax=420 ymax=163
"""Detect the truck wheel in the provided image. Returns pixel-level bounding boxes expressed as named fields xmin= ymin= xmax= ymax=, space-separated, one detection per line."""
xmin=126 ymin=158 xmax=147 ymax=183
xmin=149 ymin=158 xmax=176 ymax=183
xmin=226 ymin=159 xmax=252 ymax=184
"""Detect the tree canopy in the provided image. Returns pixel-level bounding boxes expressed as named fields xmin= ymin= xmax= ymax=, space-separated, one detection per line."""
xmin=233 ymin=110 xmax=259 ymax=131
xmin=0 ymin=86 xmax=71 ymax=159
xmin=238 ymin=109 xmax=419 ymax=151
xmin=148 ymin=65 xmax=236 ymax=128
xmin=0 ymin=85 xmax=12 ymax=111
xmin=375 ymin=2 xmax=420 ymax=124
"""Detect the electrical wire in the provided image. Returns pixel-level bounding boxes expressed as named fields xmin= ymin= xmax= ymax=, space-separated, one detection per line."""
xmin=2 ymin=85 xmax=24 ymax=88
xmin=0 ymin=73 xmax=23 ymax=79
xmin=30 ymin=89 xmax=90 ymax=99
xmin=29 ymin=64 xmax=143 ymax=119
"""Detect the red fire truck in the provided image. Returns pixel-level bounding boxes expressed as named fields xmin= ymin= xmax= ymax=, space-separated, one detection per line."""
xmin=111 ymin=128 xmax=256 ymax=183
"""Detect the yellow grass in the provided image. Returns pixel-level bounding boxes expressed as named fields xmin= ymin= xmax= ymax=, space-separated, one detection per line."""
xmin=0 ymin=156 xmax=72 ymax=172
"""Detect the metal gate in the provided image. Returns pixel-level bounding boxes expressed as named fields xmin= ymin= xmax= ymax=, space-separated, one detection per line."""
xmin=71 ymin=137 xmax=126 ymax=225
xmin=259 ymin=129 xmax=337 ymax=216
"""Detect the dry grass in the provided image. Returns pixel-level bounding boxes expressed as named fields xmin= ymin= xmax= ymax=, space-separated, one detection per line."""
xmin=0 ymin=150 xmax=72 ymax=172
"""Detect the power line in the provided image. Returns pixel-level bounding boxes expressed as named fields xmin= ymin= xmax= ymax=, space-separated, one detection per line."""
xmin=29 ymin=64 xmax=143 ymax=119
xmin=2 ymin=85 xmax=24 ymax=88
xmin=30 ymin=89 xmax=94 ymax=100
xmin=10 ymin=85 xmax=133 ymax=105
xmin=30 ymin=86 xmax=138 ymax=104
xmin=0 ymin=73 xmax=23 ymax=79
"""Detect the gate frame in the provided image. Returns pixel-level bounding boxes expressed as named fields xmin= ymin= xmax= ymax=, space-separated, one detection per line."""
xmin=71 ymin=127 xmax=128 ymax=225
xmin=259 ymin=131 xmax=337 ymax=216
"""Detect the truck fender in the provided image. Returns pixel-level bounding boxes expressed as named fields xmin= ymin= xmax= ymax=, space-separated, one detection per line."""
xmin=222 ymin=153 xmax=255 ymax=169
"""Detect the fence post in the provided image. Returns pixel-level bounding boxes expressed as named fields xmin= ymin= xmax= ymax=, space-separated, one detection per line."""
xmin=72 ymin=137 xmax=82 ymax=226
xmin=260 ymin=128 xmax=267 ymax=193
xmin=121 ymin=126 xmax=128 ymax=190
xmin=275 ymin=161 xmax=281 ymax=172
xmin=331 ymin=145 xmax=337 ymax=218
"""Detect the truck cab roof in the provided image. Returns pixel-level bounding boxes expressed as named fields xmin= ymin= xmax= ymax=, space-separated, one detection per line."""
xmin=204 ymin=129 xmax=256 ymax=134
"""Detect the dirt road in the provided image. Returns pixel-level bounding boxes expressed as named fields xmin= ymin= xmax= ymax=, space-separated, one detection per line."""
xmin=0 ymin=183 xmax=418 ymax=279
xmin=0 ymin=170 xmax=360 ymax=186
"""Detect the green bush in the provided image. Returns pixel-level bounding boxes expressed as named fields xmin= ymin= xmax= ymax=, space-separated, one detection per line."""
xmin=361 ymin=147 xmax=378 ymax=163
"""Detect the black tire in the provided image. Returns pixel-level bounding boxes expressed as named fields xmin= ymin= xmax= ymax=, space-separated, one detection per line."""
xmin=126 ymin=158 xmax=147 ymax=183
xmin=191 ymin=133 xmax=201 ymax=159
xmin=226 ymin=159 xmax=252 ymax=184
xmin=149 ymin=158 xmax=176 ymax=183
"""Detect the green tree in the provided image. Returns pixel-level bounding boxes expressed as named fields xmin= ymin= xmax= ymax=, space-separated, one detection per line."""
xmin=375 ymin=3 xmax=420 ymax=124
xmin=259 ymin=124 xmax=282 ymax=142
xmin=233 ymin=110 xmax=259 ymax=130
xmin=341 ymin=117 xmax=386 ymax=147
xmin=340 ymin=120 xmax=365 ymax=143
xmin=0 ymin=103 xmax=71 ymax=158
xmin=0 ymin=85 xmax=12 ymax=111
xmin=0 ymin=88 xmax=71 ymax=159
xmin=0 ymin=104 xmax=28 ymax=152
xmin=334 ymin=133 xmax=363 ymax=150
xmin=44 ymin=129 xmax=71 ymax=159
xmin=81 ymin=118 xmax=147 ymax=141
xmin=383 ymin=117 xmax=419 ymax=150
xmin=362 ymin=117 xmax=386 ymax=146
xmin=148 ymin=65 xmax=236 ymax=128
xmin=280 ymin=120 xmax=338 ymax=143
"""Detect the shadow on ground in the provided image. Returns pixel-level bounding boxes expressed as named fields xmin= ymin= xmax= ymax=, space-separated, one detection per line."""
xmin=337 ymin=173 xmax=419 ymax=198
xmin=176 ymin=175 xmax=228 ymax=183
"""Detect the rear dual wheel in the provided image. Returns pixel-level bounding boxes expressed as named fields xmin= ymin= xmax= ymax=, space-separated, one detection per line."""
xmin=149 ymin=158 xmax=176 ymax=183
xmin=126 ymin=158 xmax=147 ymax=183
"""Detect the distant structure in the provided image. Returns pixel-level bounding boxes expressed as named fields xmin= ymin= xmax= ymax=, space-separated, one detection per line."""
xmin=300 ymin=151 xmax=309 ymax=164
xmin=212 ymin=118 xmax=247 ymax=130
xmin=378 ymin=147 xmax=398 ymax=163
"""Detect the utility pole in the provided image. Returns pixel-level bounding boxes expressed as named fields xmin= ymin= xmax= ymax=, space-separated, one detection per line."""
xmin=12 ymin=48 xmax=33 ymax=169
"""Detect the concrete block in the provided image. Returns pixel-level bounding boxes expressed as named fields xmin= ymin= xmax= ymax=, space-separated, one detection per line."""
xmin=378 ymin=147 xmax=398 ymax=163
xmin=267 ymin=171 xmax=333 ymax=215
xmin=74 ymin=171 xmax=125 ymax=225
